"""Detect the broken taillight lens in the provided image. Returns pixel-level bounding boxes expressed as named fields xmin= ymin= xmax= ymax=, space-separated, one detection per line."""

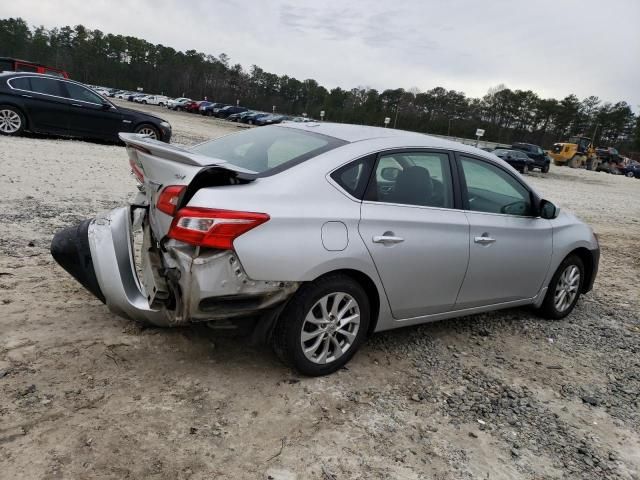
xmin=156 ymin=185 xmax=186 ymax=216
xmin=167 ymin=207 xmax=269 ymax=249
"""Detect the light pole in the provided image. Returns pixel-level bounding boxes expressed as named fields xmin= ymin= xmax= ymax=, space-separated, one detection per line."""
xmin=448 ymin=118 xmax=453 ymax=137
xmin=384 ymin=117 xmax=390 ymax=128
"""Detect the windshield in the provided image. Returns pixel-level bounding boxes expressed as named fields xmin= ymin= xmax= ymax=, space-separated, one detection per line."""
xmin=190 ymin=126 xmax=347 ymax=176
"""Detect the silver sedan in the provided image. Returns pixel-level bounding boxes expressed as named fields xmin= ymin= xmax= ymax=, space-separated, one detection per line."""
xmin=51 ymin=123 xmax=600 ymax=376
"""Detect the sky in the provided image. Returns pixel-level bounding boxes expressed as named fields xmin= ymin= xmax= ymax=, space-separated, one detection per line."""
xmin=2 ymin=0 xmax=639 ymax=109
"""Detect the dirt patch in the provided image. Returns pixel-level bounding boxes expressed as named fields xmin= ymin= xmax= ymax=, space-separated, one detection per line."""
xmin=1 ymin=108 xmax=639 ymax=479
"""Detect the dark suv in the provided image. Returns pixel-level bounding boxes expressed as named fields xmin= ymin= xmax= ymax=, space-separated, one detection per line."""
xmin=0 ymin=72 xmax=171 ymax=142
xmin=511 ymin=143 xmax=551 ymax=173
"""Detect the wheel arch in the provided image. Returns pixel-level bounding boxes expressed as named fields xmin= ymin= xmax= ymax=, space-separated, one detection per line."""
xmin=567 ymin=247 xmax=596 ymax=293
xmin=312 ymin=268 xmax=381 ymax=337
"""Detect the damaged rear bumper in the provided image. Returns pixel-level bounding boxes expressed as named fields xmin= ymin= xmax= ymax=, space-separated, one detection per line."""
xmin=51 ymin=206 xmax=299 ymax=327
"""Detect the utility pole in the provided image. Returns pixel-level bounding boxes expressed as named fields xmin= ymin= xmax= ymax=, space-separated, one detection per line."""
xmin=448 ymin=118 xmax=453 ymax=137
xmin=393 ymin=103 xmax=400 ymax=129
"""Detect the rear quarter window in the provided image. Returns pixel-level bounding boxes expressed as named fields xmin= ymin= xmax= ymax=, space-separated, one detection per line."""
xmin=8 ymin=77 xmax=31 ymax=90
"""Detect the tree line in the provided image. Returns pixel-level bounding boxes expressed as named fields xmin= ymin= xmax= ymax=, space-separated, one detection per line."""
xmin=2 ymin=17 xmax=639 ymax=152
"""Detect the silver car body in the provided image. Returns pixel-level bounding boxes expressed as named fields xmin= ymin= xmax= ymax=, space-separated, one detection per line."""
xmin=56 ymin=123 xmax=599 ymax=334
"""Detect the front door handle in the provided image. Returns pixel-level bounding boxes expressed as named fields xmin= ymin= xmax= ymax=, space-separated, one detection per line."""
xmin=474 ymin=235 xmax=496 ymax=245
xmin=373 ymin=234 xmax=404 ymax=245
xmin=71 ymin=103 xmax=83 ymax=107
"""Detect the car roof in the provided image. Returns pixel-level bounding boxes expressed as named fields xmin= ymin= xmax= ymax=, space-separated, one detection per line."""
xmin=278 ymin=122 xmax=507 ymax=161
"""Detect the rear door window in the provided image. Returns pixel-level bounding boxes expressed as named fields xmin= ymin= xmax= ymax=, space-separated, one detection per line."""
xmin=29 ymin=77 xmax=66 ymax=97
xmin=366 ymin=151 xmax=454 ymax=208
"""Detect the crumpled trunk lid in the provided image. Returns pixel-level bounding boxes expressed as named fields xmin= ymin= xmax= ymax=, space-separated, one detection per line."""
xmin=119 ymin=133 xmax=233 ymax=238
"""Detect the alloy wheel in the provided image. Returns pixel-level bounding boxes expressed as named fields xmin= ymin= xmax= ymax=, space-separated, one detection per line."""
xmin=137 ymin=127 xmax=157 ymax=139
xmin=0 ymin=109 xmax=21 ymax=134
xmin=554 ymin=265 xmax=580 ymax=312
xmin=300 ymin=292 xmax=360 ymax=364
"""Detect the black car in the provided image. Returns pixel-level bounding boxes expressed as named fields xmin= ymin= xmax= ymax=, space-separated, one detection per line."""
xmin=511 ymin=142 xmax=551 ymax=173
xmin=200 ymin=102 xmax=230 ymax=116
xmin=215 ymin=105 xmax=248 ymax=119
xmin=0 ymin=72 xmax=171 ymax=142
xmin=491 ymin=149 xmax=535 ymax=174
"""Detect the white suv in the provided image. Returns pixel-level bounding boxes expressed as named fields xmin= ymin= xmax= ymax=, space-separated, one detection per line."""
xmin=140 ymin=95 xmax=169 ymax=106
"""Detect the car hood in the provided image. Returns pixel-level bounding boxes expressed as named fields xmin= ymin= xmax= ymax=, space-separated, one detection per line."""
xmin=117 ymin=105 xmax=168 ymax=124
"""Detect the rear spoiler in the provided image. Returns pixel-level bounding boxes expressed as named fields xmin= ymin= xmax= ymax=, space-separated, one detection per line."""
xmin=119 ymin=132 xmax=222 ymax=167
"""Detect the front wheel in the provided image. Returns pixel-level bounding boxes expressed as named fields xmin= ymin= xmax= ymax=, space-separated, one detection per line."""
xmin=626 ymin=171 xmax=635 ymax=178
xmin=521 ymin=164 xmax=528 ymax=174
xmin=134 ymin=123 xmax=159 ymax=140
xmin=542 ymin=164 xmax=550 ymax=173
xmin=0 ymin=106 xmax=26 ymax=136
xmin=537 ymin=255 xmax=584 ymax=320
xmin=272 ymin=274 xmax=370 ymax=376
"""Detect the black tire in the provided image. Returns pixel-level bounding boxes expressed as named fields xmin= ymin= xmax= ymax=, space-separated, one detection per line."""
xmin=542 ymin=164 xmax=550 ymax=173
xmin=537 ymin=254 xmax=584 ymax=320
xmin=0 ymin=105 xmax=26 ymax=136
xmin=272 ymin=274 xmax=370 ymax=376
xmin=134 ymin=123 xmax=160 ymax=140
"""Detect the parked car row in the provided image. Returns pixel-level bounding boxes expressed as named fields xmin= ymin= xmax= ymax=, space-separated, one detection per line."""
xmin=90 ymin=85 xmax=317 ymax=127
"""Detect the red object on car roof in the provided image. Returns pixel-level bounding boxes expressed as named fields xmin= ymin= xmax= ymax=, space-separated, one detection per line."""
xmin=0 ymin=57 xmax=70 ymax=78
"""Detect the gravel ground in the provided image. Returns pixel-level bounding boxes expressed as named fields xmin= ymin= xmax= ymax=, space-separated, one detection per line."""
xmin=1 ymin=104 xmax=639 ymax=479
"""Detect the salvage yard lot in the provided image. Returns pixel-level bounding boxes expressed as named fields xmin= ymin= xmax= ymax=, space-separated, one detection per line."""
xmin=1 ymin=105 xmax=639 ymax=479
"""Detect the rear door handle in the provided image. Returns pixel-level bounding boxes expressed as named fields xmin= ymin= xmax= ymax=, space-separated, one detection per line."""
xmin=373 ymin=235 xmax=404 ymax=245
xmin=21 ymin=94 xmax=33 ymax=98
xmin=474 ymin=235 xmax=496 ymax=245
xmin=71 ymin=103 xmax=83 ymax=107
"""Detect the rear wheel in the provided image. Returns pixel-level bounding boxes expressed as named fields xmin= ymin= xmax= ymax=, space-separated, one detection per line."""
xmin=134 ymin=123 xmax=159 ymax=140
xmin=568 ymin=156 xmax=580 ymax=168
xmin=272 ymin=274 xmax=370 ymax=376
xmin=537 ymin=255 xmax=584 ymax=319
xmin=521 ymin=164 xmax=528 ymax=174
xmin=626 ymin=171 xmax=635 ymax=178
xmin=0 ymin=106 xmax=25 ymax=136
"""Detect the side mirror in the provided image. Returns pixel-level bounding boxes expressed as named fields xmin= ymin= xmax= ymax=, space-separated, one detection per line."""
xmin=540 ymin=199 xmax=559 ymax=219
xmin=101 ymin=102 xmax=112 ymax=110
xmin=380 ymin=167 xmax=401 ymax=181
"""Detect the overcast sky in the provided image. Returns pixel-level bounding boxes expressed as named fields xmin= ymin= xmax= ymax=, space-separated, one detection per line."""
xmin=2 ymin=0 xmax=638 ymax=109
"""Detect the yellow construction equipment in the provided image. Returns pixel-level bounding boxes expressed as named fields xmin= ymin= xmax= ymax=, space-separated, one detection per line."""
xmin=548 ymin=136 xmax=599 ymax=170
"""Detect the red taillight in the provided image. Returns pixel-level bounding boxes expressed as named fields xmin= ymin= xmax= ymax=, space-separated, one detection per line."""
xmin=168 ymin=207 xmax=269 ymax=249
xmin=156 ymin=185 xmax=186 ymax=216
